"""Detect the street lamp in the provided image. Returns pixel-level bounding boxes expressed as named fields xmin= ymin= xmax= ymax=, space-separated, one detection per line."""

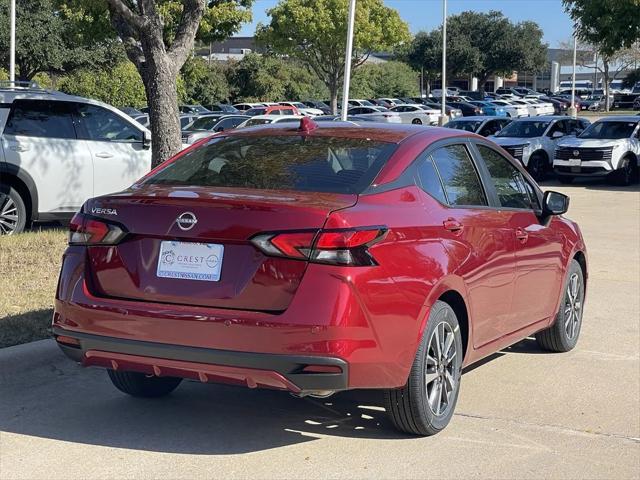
xmin=569 ymin=30 xmax=578 ymax=118
xmin=9 ymin=0 xmax=15 ymax=82
xmin=340 ymin=0 xmax=357 ymax=121
xmin=438 ymin=0 xmax=448 ymax=126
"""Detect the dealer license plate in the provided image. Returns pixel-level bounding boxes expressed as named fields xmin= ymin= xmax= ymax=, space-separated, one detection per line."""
xmin=156 ymin=241 xmax=224 ymax=282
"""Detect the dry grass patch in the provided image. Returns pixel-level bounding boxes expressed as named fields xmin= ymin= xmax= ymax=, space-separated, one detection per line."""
xmin=0 ymin=229 xmax=67 ymax=347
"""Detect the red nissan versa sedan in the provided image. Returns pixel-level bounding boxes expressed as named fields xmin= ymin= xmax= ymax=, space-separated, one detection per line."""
xmin=53 ymin=118 xmax=587 ymax=436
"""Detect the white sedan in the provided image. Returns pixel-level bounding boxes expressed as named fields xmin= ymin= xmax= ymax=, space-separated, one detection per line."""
xmin=346 ymin=106 xmax=402 ymax=123
xmin=490 ymin=100 xmax=529 ymax=118
xmin=389 ymin=104 xmax=441 ymax=125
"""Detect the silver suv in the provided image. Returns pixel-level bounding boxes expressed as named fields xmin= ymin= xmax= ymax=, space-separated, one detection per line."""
xmin=0 ymin=82 xmax=151 ymax=234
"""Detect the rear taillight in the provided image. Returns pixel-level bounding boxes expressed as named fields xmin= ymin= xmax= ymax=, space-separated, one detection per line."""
xmin=251 ymin=227 xmax=387 ymax=266
xmin=69 ymin=212 xmax=127 ymax=246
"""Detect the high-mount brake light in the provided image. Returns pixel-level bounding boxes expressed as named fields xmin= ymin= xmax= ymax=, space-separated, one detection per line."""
xmin=250 ymin=227 xmax=386 ymax=266
xmin=69 ymin=212 xmax=127 ymax=246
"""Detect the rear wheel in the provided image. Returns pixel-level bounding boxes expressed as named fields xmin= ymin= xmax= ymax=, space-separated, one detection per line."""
xmin=526 ymin=152 xmax=547 ymax=181
xmin=0 ymin=186 xmax=27 ymax=235
xmin=384 ymin=301 xmax=463 ymax=436
xmin=535 ymin=259 xmax=584 ymax=352
xmin=412 ymin=118 xmax=423 ymax=125
xmin=107 ymin=370 xmax=182 ymax=398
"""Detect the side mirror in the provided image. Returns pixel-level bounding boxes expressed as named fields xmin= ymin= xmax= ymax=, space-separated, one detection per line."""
xmin=551 ymin=131 xmax=564 ymax=138
xmin=543 ymin=191 xmax=569 ymax=216
xmin=141 ymin=130 xmax=151 ymax=150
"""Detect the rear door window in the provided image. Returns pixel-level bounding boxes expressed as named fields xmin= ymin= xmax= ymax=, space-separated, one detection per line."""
xmin=144 ymin=135 xmax=398 ymax=194
xmin=431 ymin=145 xmax=487 ymax=206
xmin=3 ymin=100 xmax=76 ymax=139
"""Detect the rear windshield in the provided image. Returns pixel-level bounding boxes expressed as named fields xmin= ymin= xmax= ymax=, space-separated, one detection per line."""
xmin=144 ymin=135 xmax=397 ymax=194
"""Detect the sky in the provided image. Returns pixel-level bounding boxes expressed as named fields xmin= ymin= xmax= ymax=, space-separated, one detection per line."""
xmin=238 ymin=0 xmax=575 ymax=47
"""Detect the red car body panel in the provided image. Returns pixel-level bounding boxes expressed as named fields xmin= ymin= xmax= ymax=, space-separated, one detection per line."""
xmin=53 ymin=123 xmax=587 ymax=393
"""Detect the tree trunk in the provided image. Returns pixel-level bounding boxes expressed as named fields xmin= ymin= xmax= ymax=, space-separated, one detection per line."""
xmin=142 ymin=56 xmax=182 ymax=168
xmin=329 ymin=80 xmax=339 ymax=115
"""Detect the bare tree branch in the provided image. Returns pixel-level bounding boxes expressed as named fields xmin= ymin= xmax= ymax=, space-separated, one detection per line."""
xmin=105 ymin=0 xmax=145 ymax=29
xmin=168 ymin=0 xmax=206 ymax=69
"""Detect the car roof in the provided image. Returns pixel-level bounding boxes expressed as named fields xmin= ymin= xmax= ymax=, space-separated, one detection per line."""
xmin=595 ymin=115 xmax=640 ymax=122
xmin=248 ymin=114 xmax=304 ymax=120
xmin=448 ymin=116 xmax=503 ymax=122
xmin=224 ymin=120 xmax=475 ymax=144
xmin=509 ymin=115 xmax=569 ymax=122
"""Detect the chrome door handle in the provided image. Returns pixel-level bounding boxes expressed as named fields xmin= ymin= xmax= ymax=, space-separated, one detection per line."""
xmin=95 ymin=152 xmax=113 ymax=158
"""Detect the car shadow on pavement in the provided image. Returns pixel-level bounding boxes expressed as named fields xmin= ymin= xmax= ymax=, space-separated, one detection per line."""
xmin=0 ymin=337 xmax=542 ymax=454
xmin=0 ymin=344 xmax=416 ymax=455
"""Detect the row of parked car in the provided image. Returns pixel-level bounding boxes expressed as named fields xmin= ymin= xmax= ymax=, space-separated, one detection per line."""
xmin=1 ymin=80 xmax=639 ymax=235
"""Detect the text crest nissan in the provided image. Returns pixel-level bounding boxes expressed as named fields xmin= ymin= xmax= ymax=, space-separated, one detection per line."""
xmin=53 ymin=117 xmax=587 ymax=436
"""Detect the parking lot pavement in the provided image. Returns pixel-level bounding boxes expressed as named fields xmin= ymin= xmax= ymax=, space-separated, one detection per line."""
xmin=1 ymin=180 xmax=639 ymax=480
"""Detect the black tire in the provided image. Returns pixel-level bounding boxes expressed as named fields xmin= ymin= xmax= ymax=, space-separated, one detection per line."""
xmin=535 ymin=259 xmax=585 ymax=352
xmin=107 ymin=370 xmax=182 ymax=398
xmin=0 ymin=186 xmax=27 ymax=235
xmin=526 ymin=152 xmax=547 ymax=181
xmin=384 ymin=300 xmax=463 ymax=436
xmin=612 ymin=156 xmax=638 ymax=186
xmin=558 ymin=176 xmax=574 ymax=184
xmin=412 ymin=118 xmax=423 ymax=125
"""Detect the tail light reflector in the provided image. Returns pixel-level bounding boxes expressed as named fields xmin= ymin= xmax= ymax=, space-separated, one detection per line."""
xmin=69 ymin=212 xmax=127 ymax=246
xmin=251 ymin=227 xmax=386 ymax=266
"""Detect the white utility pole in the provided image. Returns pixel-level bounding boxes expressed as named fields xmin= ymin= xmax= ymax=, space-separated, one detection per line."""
xmin=340 ymin=0 xmax=357 ymax=121
xmin=439 ymin=0 xmax=447 ymax=126
xmin=9 ymin=0 xmax=16 ymax=82
xmin=569 ymin=31 xmax=578 ymax=118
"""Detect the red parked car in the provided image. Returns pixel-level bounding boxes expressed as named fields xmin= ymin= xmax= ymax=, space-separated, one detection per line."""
xmin=53 ymin=118 xmax=587 ymax=436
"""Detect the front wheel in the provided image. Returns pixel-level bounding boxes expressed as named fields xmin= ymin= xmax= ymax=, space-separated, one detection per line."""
xmin=526 ymin=153 xmax=547 ymax=181
xmin=412 ymin=118 xmax=423 ymax=125
xmin=384 ymin=301 xmax=463 ymax=436
xmin=0 ymin=186 xmax=27 ymax=235
xmin=535 ymin=259 xmax=585 ymax=352
xmin=107 ymin=370 xmax=182 ymax=398
xmin=612 ymin=156 xmax=638 ymax=186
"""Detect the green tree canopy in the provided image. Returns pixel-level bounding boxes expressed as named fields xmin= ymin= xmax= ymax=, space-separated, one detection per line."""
xmin=181 ymin=56 xmax=232 ymax=105
xmin=0 ymin=0 xmax=122 ymax=80
xmin=226 ymin=53 xmax=327 ymax=102
xmin=563 ymin=0 xmax=640 ymax=57
xmin=406 ymin=11 xmax=547 ymax=92
xmin=350 ymin=61 xmax=419 ymax=98
xmin=256 ymin=0 xmax=411 ymax=113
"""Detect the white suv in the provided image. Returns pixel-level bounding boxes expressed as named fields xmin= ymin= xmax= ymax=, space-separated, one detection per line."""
xmin=489 ymin=116 xmax=590 ymax=180
xmin=554 ymin=116 xmax=640 ymax=185
xmin=0 ymin=82 xmax=151 ymax=234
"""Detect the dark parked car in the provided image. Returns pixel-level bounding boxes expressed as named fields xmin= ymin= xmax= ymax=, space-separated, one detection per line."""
xmin=204 ymin=104 xmax=240 ymax=114
xmin=179 ymin=105 xmax=212 ymax=115
xmin=181 ymin=114 xmax=250 ymax=144
xmin=302 ymin=100 xmax=332 ymax=115
xmin=447 ymin=100 xmax=483 ymax=116
xmin=55 ymin=119 xmax=587 ymax=437
xmin=444 ymin=116 xmax=511 ymax=136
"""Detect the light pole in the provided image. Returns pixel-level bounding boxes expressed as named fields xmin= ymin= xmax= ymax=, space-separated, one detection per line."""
xmin=438 ymin=0 xmax=447 ymax=126
xmin=568 ymin=31 xmax=578 ymax=118
xmin=9 ymin=0 xmax=16 ymax=82
xmin=340 ymin=0 xmax=357 ymax=121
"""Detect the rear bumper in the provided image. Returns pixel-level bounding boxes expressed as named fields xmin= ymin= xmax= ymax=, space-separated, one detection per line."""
xmin=54 ymin=326 xmax=348 ymax=394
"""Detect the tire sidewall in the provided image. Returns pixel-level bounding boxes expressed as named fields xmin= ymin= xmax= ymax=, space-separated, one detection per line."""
xmin=0 ymin=186 xmax=27 ymax=235
xmin=555 ymin=260 xmax=585 ymax=350
xmin=413 ymin=301 xmax=463 ymax=432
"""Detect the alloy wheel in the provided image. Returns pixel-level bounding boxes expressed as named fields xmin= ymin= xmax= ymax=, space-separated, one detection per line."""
xmin=425 ymin=320 xmax=458 ymax=416
xmin=564 ymin=272 xmax=583 ymax=340
xmin=0 ymin=194 xmax=19 ymax=235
